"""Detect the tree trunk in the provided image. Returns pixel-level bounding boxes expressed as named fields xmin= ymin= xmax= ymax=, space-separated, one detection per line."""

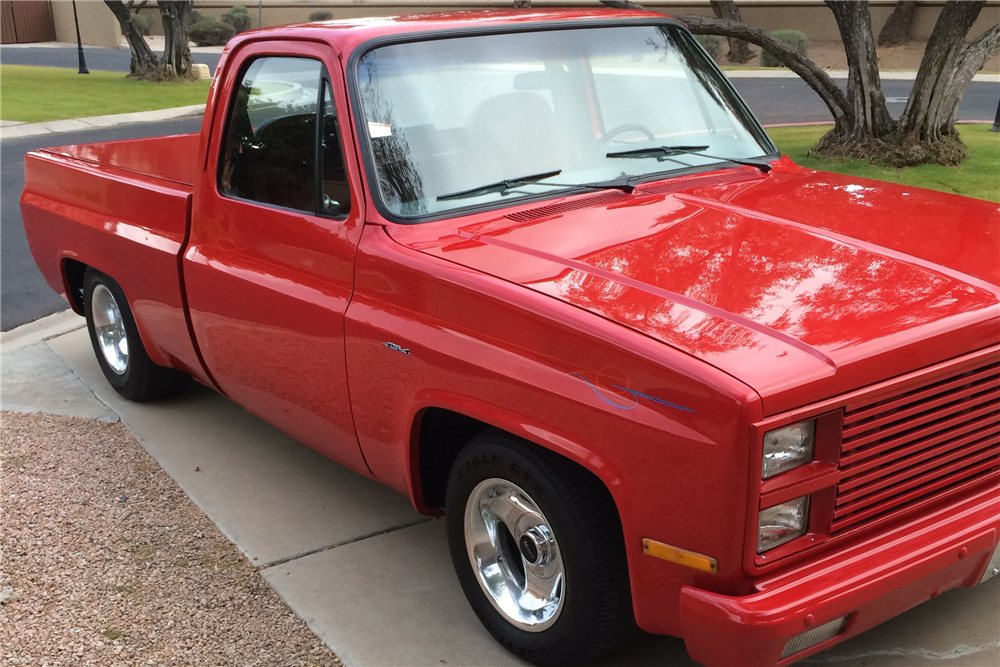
xmin=896 ymin=1 xmax=986 ymax=164
xmin=678 ymin=13 xmax=853 ymax=135
xmin=156 ymin=0 xmax=194 ymax=81
xmin=104 ymin=0 xmax=157 ymax=78
xmin=513 ymin=0 xmax=532 ymax=7
xmin=940 ymin=24 xmax=1000 ymax=131
xmin=709 ymin=1 xmax=752 ymax=64
xmin=598 ymin=0 xmax=647 ymax=10
xmin=823 ymin=1 xmax=895 ymax=148
xmin=877 ymin=1 xmax=917 ymax=47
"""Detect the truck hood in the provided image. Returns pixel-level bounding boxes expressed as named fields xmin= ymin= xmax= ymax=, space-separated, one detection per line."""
xmin=388 ymin=159 xmax=1000 ymax=414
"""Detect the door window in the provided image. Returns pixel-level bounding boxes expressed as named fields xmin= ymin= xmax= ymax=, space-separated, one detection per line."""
xmin=220 ymin=56 xmax=351 ymax=218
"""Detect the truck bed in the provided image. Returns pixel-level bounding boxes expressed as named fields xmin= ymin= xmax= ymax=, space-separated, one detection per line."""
xmin=40 ymin=134 xmax=201 ymax=186
xmin=21 ymin=133 xmax=209 ymax=384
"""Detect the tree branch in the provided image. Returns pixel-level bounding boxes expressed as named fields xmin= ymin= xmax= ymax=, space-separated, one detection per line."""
xmin=677 ymin=14 xmax=853 ymax=130
xmin=940 ymin=22 xmax=1000 ymax=128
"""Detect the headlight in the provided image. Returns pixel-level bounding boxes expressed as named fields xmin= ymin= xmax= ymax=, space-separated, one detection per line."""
xmin=757 ymin=496 xmax=810 ymax=553
xmin=762 ymin=420 xmax=815 ymax=479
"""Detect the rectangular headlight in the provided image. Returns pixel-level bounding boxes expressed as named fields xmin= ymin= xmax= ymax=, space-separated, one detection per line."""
xmin=762 ymin=420 xmax=815 ymax=479
xmin=758 ymin=495 xmax=810 ymax=553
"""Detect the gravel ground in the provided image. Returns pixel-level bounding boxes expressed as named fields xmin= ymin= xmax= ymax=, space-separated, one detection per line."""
xmin=0 ymin=411 xmax=341 ymax=667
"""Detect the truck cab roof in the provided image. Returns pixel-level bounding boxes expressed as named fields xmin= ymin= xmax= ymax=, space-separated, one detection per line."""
xmin=226 ymin=8 xmax=668 ymax=56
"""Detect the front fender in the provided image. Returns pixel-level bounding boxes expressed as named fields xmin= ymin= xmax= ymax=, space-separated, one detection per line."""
xmin=346 ymin=225 xmax=764 ymax=636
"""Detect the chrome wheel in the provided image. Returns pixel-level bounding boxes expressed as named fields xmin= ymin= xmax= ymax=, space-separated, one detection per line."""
xmin=91 ymin=283 xmax=129 ymax=375
xmin=465 ymin=478 xmax=565 ymax=632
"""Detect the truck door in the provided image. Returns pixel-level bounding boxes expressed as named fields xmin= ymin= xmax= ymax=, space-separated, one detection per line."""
xmin=184 ymin=42 xmax=370 ymax=475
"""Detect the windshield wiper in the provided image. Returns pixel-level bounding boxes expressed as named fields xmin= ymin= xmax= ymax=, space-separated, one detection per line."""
xmin=437 ymin=169 xmax=641 ymax=203
xmin=437 ymin=170 xmax=563 ymax=201
xmin=542 ymin=176 xmax=636 ymax=195
xmin=607 ymin=145 xmax=772 ymax=173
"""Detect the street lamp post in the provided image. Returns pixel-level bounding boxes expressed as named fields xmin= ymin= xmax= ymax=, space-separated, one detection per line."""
xmin=72 ymin=0 xmax=89 ymax=75
xmin=991 ymin=96 xmax=1000 ymax=133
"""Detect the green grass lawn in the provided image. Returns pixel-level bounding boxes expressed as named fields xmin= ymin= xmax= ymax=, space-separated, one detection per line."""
xmin=769 ymin=124 xmax=1000 ymax=203
xmin=0 ymin=65 xmax=211 ymax=123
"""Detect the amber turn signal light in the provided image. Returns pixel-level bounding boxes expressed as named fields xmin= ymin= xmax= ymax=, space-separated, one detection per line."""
xmin=642 ymin=538 xmax=718 ymax=573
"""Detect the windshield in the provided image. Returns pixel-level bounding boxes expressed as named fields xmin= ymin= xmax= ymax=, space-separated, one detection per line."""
xmin=356 ymin=24 xmax=774 ymax=219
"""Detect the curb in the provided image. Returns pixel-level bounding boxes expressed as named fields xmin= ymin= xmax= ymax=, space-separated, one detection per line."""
xmin=0 ymin=104 xmax=205 ymax=140
xmin=2 ymin=309 xmax=83 ymax=354
xmin=725 ymin=69 xmax=1000 ymax=82
xmin=762 ymin=119 xmax=995 ymax=128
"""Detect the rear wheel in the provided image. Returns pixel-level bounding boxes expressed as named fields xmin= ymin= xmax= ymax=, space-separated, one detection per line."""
xmin=83 ymin=268 xmax=190 ymax=401
xmin=445 ymin=430 xmax=636 ymax=667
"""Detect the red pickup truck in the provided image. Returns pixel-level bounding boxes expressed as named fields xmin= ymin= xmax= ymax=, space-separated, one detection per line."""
xmin=21 ymin=9 xmax=1000 ymax=667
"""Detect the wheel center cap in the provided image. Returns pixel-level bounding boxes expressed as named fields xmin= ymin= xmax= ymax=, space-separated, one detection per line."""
xmin=518 ymin=534 xmax=540 ymax=563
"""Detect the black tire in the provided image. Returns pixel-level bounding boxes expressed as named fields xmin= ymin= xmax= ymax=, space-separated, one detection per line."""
xmin=83 ymin=268 xmax=190 ymax=401
xmin=445 ymin=429 xmax=637 ymax=667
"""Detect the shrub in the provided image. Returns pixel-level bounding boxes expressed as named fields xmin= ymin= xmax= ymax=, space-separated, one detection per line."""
xmin=308 ymin=10 xmax=334 ymax=21
xmin=189 ymin=18 xmax=236 ymax=47
xmin=761 ymin=29 xmax=809 ymax=67
xmin=222 ymin=6 xmax=252 ymax=33
xmin=190 ymin=9 xmax=203 ymax=24
xmin=130 ymin=13 xmax=151 ymax=36
xmin=695 ymin=34 xmax=723 ymax=62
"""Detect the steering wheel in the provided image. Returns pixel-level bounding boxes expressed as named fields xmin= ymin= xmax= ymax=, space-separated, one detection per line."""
xmin=593 ymin=124 xmax=657 ymax=155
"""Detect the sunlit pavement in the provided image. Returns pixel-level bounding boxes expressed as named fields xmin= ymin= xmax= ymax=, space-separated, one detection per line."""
xmin=2 ymin=318 xmax=998 ymax=666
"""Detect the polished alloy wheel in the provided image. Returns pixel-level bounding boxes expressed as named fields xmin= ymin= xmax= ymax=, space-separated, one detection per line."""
xmin=91 ymin=283 xmax=129 ymax=375
xmin=465 ymin=478 xmax=565 ymax=632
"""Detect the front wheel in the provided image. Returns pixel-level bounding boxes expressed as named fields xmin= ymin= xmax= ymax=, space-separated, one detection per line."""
xmin=445 ymin=430 xmax=637 ymax=667
xmin=83 ymin=268 xmax=190 ymax=401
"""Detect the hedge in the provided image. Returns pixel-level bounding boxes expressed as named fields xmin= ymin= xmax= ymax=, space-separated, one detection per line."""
xmin=761 ymin=29 xmax=809 ymax=67
xmin=189 ymin=19 xmax=236 ymax=47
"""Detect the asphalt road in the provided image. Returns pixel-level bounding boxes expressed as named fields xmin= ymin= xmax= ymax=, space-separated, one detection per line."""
xmin=3 ymin=43 xmax=998 ymax=121
xmin=731 ymin=77 xmax=1000 ymax=124
xmin=1 ymin=73 xmax=998 ymax=330
xmin=1 ymin=118 xmax=203 ymax=331
xmin=0 ymin=45 xmax=221 ymax=74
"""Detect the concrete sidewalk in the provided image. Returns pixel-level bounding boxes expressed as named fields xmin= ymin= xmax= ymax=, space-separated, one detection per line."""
xmin=0 ymin=104 xmax=206 ymax=140
xmin=2 ymin=317 xmax=998 ymax=667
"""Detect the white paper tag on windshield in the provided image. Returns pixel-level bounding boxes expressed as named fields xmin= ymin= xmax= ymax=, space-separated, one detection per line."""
xmin=368 ymin=122 xmax=392 ymax=138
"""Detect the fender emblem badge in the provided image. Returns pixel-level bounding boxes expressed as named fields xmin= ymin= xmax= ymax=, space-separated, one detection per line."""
xmin=382 ymin=342 xmax=411 ymax=355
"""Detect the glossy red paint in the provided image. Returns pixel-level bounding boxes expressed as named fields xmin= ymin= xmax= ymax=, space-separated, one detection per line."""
xmin=182 ymin=39 xmax=371 ymax=475
xmin=20 ymin=145 xmax=211 ymax=385
xmin=390 ymin=158 xmax=1000 ymax=417
xmin=18 ymin=10 xmax=1000 ymax=667
xmin=346 ymin=222 xmax=762 ymax=635
xmin=680 ymin=482 xmax=999 ymax=667
xmin=44 ymin=134 xmax=202 ymax=186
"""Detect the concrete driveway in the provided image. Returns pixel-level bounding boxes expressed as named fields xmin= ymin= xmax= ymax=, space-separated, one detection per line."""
xmin=2 ymin=315 xmax=998 ymax=667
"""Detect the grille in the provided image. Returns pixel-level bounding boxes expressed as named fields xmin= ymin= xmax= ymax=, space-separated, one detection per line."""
xmin=832 ymin=355 xmax=1000 ymax=536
